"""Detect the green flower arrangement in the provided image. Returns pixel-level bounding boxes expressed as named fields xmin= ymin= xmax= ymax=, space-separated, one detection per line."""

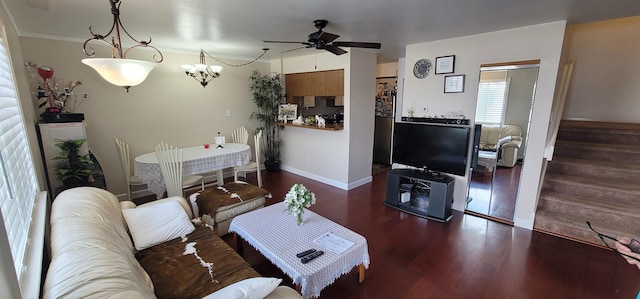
xmin=284 ymin=184 xmax=317 ymax=225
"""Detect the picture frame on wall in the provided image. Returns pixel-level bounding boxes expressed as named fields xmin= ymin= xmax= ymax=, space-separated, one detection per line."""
xmin=435 ymin=55 xmax=455 ymax=74
xmin=278 ymin=104 xmax=297 ymax=120
xmin=444 ymin=74 xmax=465 ymax=93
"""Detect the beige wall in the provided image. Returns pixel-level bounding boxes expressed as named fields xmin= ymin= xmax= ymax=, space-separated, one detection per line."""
xmin=19 ymin=37 xmax=270 ymax=199
xmin=403 ymin=21 xmax=566 ymax=229
xmin=562 ymin=16 xmax=640 ymax=123
xmin=376 ymin=62 xmax=398 ymax=77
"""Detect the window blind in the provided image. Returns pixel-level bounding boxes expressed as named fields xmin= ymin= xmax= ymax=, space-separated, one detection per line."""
xmin=475 ymin=80 xmax=507 ymax=125
xmin=0 ymin=34 xmax=38 ymax=280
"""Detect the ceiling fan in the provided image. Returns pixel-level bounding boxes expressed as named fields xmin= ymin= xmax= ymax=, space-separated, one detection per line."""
xmin=263 ymin=19 xmax=381 ymax=55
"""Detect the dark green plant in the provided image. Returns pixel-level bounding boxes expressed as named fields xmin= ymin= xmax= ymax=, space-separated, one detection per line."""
xmin=53 ymin=139 xmax=95 ymax=187
xmin=249 ymin=70 xmax=285 ymax=166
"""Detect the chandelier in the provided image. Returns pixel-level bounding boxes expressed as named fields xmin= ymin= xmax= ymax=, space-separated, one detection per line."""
xmin=181 ymin=50 xmax=223 ymax=88
xmin=82 ymin=0 xmax=163 ymax=92
xmin=181 ymin=48 xmax=269 ymax=88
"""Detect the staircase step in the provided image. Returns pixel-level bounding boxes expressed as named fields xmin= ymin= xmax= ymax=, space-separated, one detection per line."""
xmin=546 ymin=158 xmax=640 ymax=184
xmin=558 ymin=120 xmax=640 ymax=146
xmin=537 ymin=120 xmax=640 ymax=246
xmin=542 ymin=172 xmax=638 ymax=205
xmin=537 ymin=191 xmax=640 ymax=229
xmin=534 ymin=209 xmax=640 ymax=247
xmin=554 ymin=140 xmax=640 ymax=163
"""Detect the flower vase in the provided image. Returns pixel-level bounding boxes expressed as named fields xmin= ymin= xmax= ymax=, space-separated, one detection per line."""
xmin=296 ymin=211 xmax=304 ymax=226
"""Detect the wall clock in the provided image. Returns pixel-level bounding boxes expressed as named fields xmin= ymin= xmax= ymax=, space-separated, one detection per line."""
xmin=413 ymin=59 xmax=432 ymax=79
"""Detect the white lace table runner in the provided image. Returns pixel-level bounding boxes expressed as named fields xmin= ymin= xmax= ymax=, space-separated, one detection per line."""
xmin=229 ymin=202 xmax=370 ymax=299
xmin=134 ymin=143 xmax=250 ymax=198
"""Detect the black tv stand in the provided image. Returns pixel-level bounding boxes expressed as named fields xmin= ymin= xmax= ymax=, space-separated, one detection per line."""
xmin=384 ymin=169 xmax=454 ymax=222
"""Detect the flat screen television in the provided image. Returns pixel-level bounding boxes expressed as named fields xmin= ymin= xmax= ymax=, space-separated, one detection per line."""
xmin=392 ymin=122 xmax=471 ymax=176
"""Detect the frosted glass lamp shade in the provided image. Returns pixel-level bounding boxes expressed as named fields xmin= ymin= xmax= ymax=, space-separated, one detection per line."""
xmin=209 ymin=65 xmax=223 ymax=74
xmin=181 ymin=64 xmax=195 ymax=74
xmin=82 ymin=58 xmax=157 ymax=88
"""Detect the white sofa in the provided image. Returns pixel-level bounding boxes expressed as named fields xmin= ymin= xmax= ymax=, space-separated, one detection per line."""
xmin=478 ymin=124 xmax=523 ymax=167
xmin=43 ymin=187 xmax=301 ymax=299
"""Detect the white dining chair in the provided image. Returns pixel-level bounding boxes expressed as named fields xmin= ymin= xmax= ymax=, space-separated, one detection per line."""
xmin=114 ymin=137 xmax=146 ymax=201
xmin=234 ymin=130 xmax=263 ymax=187
xmin=231 ymin=126 xmax=249 ymax=144
xmin=154 ymin=142 xmax=204 ymax=197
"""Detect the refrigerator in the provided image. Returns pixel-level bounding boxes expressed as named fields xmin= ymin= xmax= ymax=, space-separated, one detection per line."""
xmin=373 ymin=77 xmax=396 ymax=165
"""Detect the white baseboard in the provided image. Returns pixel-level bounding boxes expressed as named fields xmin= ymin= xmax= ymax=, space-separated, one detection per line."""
xmin=280 ymin=165 xmax=371 ymax=191
xmin=514 ymin=216 xmax=534 ymax=230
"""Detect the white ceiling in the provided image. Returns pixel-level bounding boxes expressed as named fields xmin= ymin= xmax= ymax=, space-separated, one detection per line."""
xmin=2 ymin=0 xmax=640 ymax=63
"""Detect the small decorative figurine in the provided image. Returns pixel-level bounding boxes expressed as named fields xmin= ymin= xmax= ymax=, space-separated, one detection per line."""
xmin=292 ymin=116 xmax=304 ymax=125
xmin=315 ymin=115 xmax=326 ymax=128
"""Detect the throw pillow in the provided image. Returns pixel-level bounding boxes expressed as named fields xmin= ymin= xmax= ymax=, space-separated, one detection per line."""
xmin=122 ymin=199 xmax=195 ymax=250
xmin=202 ymin=277 xmax=282 ymax=299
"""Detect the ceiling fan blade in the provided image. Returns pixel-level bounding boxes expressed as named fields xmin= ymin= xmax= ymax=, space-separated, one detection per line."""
xmin=318 ymin=31 xmax=339 ymax=43
xmin=332 ymin=41 xmax=381 ymax=49
xmin=281 ymin=46 xmax=309 ymax=54
xmin=263 ymin=40 xmax=309 ymax=45
xmin=324 ymin=45 xmax=348 ymax=56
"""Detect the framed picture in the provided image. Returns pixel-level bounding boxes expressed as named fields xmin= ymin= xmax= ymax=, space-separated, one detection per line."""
xmin=278 ymin=104 xmax=297 ymax=120
xmin=435 ymin=55 xmax=455 ymax=74
xmin=444 ymin=74 xmax=465 ymax=93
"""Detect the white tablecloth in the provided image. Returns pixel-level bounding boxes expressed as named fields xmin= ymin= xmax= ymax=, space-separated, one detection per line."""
xmin=229 ymin=202 xmax=370 ymax=299
xmin=134 ymin=143 xmax=250 ymax=198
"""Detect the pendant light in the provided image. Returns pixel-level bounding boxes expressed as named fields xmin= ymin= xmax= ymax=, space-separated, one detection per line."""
xmin=82 ymin=0 xmax=163 ymax=92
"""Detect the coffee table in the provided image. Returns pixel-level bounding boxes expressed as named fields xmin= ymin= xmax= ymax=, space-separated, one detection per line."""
xmin=229 ymin=202 xmax=370 ymax=299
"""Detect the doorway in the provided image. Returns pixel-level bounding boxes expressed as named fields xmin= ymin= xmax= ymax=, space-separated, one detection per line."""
xmin=466 ymin=61 xmax=539 ymax=223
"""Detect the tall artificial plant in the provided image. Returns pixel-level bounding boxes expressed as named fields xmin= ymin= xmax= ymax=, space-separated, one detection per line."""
xmin=249 ymin=70 xmax=285 ymax=171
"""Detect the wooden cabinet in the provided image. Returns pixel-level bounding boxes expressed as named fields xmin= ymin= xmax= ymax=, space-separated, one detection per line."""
xmin=285 ymin=69 xmax=344 ymax=98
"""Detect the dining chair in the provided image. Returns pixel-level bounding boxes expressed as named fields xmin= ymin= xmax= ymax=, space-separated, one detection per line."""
xmin=114 ymin=137 xmax=146 ymax=201
xmin=231 ymin=126 xmax=249 ymax=144
xmin=233 ymin=130 xmax=263 ymax=187
xmin=154 ymin=142 xmax=204 ymax=197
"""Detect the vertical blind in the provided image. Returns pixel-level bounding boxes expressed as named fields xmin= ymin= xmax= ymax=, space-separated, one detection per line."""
xmin=0 ymin=33 xmax=38 ymax=280
xmin=474 ymin=80 xmax=508 ymax=125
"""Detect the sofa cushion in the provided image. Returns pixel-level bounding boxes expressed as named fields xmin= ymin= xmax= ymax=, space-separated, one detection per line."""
xmin=191 ymin=183 xmax=271 ymax=217
xmin=51 ymin=187 xmax=135 ymax=252
xmin=202 ymin=277 xmax=282 ymax=299
xmin=44 ymin=187 xmax=155 ymax=299
xmin=136 ymin=225 xmax=261 ymax=298
xmin=123 ymin=199 xmax=196 ymax=250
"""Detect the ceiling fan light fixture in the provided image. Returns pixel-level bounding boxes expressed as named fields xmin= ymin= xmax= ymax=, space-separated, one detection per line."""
xmin=263 ymin=19 xmax=381 ymax=56
xmin=82 ymin=0 xmax=163 ymax=92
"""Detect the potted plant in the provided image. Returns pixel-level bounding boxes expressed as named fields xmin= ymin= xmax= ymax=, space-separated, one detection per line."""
xmin=53 ymin=138 xmax=96 ymax=190
xmin=249 ymin=70 xmax=286 ymax=171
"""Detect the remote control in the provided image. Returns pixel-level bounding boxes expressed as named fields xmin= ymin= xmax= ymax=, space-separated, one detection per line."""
xmin=296 ymin=249 xmax=317 ymax=258
xmin=301 ymin=250 xmax=324 ymax=264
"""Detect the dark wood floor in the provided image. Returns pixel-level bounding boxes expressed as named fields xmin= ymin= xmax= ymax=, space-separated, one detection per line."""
xmin=139 ymin=170 xmax=640 ymax=298
xmin=467 ymin=164 xmax=521 ymax=221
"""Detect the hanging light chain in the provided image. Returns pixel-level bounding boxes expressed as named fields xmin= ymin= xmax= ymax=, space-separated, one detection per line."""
xmin=201 ymin=48 xmax=269 ymax=67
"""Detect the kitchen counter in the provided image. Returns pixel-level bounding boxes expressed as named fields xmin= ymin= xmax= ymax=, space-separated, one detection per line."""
xmin=279 ymin=122 xmax=343 ymax=131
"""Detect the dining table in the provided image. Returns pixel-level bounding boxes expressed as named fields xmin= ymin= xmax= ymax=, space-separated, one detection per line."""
xmin=134 ymin=143 xmax=251 ymax=199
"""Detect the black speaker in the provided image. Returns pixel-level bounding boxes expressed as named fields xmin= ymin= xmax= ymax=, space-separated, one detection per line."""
xmin=470 ymin=124 xmax=481 ymax=169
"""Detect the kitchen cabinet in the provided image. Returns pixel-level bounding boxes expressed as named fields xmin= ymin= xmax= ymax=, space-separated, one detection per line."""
xmin=285 ymin=69 xmax=344 ymax=98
